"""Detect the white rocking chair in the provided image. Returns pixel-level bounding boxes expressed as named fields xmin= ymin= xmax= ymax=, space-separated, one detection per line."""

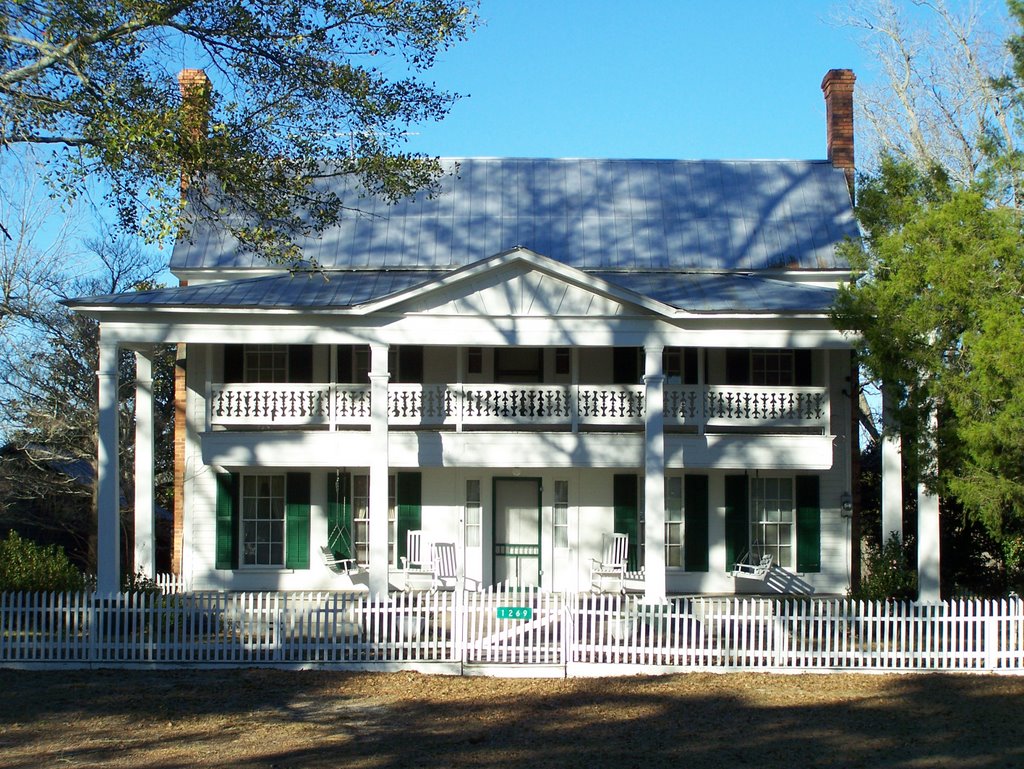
xmin=429 ymin=542 xmax=458 ymax=592
xmin=590 ymin=532 xmax=629 ymax=594
xmin=403 ymin=538 xmax=458 ymax=593
xmin=730 ymin=549 xmax=773 ymax=580
xmin=402 ymin=530 xmax=435 ymax=591
xmin=400 ymin=530 xmax=425 ymax=571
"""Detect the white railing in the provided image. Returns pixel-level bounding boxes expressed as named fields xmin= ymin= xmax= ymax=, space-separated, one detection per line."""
xmin=2 ymin=590 xmax=1021 ymax=673
xmin=210 ymin=383 xmax=333 ymax=425
xmin=208 ymin=383 xmax=829 ymax=431
xmin=577 ymin=385 xmax=645 ymax=423
xmin=701 ymin=385 xmax=828 ymax=428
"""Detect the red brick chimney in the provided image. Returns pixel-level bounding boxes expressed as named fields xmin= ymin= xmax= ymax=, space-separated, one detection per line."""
xmin=176 ymin=68 xmax=211 ymax=200
xmin=172 ymin=69 xmax=209 ymax=576
xmin=821 ymin=69 xmax=856 ymax=197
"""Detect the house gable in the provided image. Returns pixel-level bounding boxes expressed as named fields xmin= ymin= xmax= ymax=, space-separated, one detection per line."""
xmin=397 ymin=264 xmax=633 ymax=318
xmin=368 ymin=249 xmax=674 ymax=319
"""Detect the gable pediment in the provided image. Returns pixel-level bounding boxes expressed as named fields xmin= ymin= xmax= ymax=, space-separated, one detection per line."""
xmin=392 ymin=262 xmax=647 ymax=318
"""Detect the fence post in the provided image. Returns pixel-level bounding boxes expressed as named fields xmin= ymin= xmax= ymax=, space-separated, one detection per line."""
xmin=87 ymin=592 xmax=98 ymax=664
xmin=562 ymin=592 xmax=572 ymax=668
xmin=983 ymin=599 xmax=998 ymax=670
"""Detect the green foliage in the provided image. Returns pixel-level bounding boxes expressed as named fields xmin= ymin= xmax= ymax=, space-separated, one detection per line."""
xmin=0 ymin=0 xmax=478 ymax=260
xmin=0 ymin=530 xmax=87 ymax=592
xmin=851 ymin=533 xmax=918 ymax=601
xmin=121 ymin=570 xmax=161 ymax=595
xmin=834 ymin=156 xmax=1024 ymax=543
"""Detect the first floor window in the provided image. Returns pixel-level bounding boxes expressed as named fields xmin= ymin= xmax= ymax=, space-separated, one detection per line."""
xmin=241 ymin=474 xmax=285 ymax=566
xmin=352 ymin=474 xmax=397 ymax=566
xmin=751 ymin=477 xmax=794 ymax=568
xmin=465 ymin=479 xmax=482 ymax=547
xmin=663 ymin=474 xmax=709 ymax=571
xmin=553 ymin=480 xmax=569 ymax=549
xmin=665 ymin=476 xmax=684 ymax=567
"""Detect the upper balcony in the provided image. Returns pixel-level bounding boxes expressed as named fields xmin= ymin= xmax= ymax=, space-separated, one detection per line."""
xmin=207 ymin=382 xmax=829 ymax=433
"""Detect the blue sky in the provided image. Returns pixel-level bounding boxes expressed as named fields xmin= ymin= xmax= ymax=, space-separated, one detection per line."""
xmin=402 ymin=1 xmax=869 ymax=161
xmin=11 ymin=1 xmax=883 ymax=282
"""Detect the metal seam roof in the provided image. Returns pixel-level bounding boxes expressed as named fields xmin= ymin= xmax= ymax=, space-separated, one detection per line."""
xmin=69 ymin=267 xmax=837 ymax=315
xmin=170 ymin=158 xmax=859 ymax=273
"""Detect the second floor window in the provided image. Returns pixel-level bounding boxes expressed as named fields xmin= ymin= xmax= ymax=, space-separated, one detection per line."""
xmin=752 ymin=350 xmax=795 ymax=387
xmin=244 ymin=345 xmax=288 ymax=383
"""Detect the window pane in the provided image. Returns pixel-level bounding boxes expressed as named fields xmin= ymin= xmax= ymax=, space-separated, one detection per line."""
xmin=465 ymin=479 xmax=482 ymax=548
xmin=751 ymin=477 xmax=794 ymax=569
xmin=241 ymin=474 xmax=286 ymax=567
xmin=553 ymin=480 xmax=569 ymax=549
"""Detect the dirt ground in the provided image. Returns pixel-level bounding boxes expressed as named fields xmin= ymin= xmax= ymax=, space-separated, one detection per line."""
xmin=0 ymin=669 xmax=1022 ymax=769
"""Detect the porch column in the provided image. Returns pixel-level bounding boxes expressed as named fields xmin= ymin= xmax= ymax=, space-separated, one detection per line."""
xmin=96 ymin=340 xmax=121 ymax=594
xmin=368 ymin=343 xmax=391 ymax=596
xmin=134 ymin=348 xmax=156 ymax=578
xmin=918 ymin=406 xmax=941 ymax=601
xmin=643 ymin=344 xmax=667 ymax=601
xmin=881 ymin=385 xmax=903 ymax=542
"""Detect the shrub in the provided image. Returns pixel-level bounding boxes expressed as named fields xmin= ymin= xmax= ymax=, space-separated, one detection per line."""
xmin=0 ymin=530 xmax=87 ymax=592
xmin=851 ymin=532 xmax=918 ymax=601
xmin=121 ymin=570 xmax=161 ymax=596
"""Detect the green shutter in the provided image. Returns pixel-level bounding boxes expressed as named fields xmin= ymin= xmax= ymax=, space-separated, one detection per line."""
xmin=683 ymin=474 xmax=709 ymax=572
xmin=613 ymin=348 xmax=641 ymax=385
xmin=613 ymin=474 xmax=639 ymax=571
xmin=682 ymin=347 xmax=699 ymax=385
xmin=223 ymin=345 xmax=243 ymax=384
xmin=794 ymin=350 xmax=813 ymax=386
xmin=326 ymin=472 xmax=353 ymax=559
xmin=724 ymin=474 xmax=749 ymax=571
xmin=285 ymin=472 xmax=311 ymax=569
xmin=725 ymin=349 xmax=750 ymax=385
xmin=215 ymin=472 xmax=239 ymax=570
xmin=398 ymin=346 xmax=424 ymax=384
xmin=289 ymin=345 xmax=313 ymax=382
xmin=796 ymin=475 xmax=821 ymax=573
xmin=336 ymin=345 xmax=354 ymax=383
xmin=396 ymin=472 xmax=422 ymax=561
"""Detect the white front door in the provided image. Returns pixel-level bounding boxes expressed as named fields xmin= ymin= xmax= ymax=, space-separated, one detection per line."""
xmin=493 ymin=478 xmax=541 ymax=588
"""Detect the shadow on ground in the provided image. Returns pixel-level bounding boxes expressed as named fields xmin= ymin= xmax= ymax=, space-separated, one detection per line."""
xmin=0 ymin=669 xmax=1021 ymax=769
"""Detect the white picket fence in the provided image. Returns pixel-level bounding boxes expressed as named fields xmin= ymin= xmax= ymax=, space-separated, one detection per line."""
xmin=1 ymin=586 xmax=1021 ymax=674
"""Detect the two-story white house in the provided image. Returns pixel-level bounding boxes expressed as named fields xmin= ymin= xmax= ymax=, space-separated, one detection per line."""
xmin=71 ymin=70 xmax=864 ymax=599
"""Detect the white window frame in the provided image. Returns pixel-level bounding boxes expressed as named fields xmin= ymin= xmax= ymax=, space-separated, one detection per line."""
xmin=352 ymin=474 xmax=397 ymax=567
xmin=244 ymin=344 xmax=288 ymax=383
xmin=665 ymin=476 xmax=684 ymax=568
xmin=465 ymin=479 xmax=482 ymax=548
xmin=751 ymin=476 xmax=795 ymax=568
xmin=240 ymin=473 xmax=286 ymax=567
xmin=751 ymin=349 xmax=794 ymax=386
xmin=553 ymin=480 xmax=569 ymax=549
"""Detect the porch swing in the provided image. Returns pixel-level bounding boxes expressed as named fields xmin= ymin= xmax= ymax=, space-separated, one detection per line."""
xmin=730 ymin=545 xmax=773 ymax=581
xmin=320 ymin=523 xmax=360 ymax=576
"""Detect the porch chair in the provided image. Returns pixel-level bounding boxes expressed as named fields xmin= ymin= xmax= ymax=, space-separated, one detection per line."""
xmin=401 ymin=530 xmax=435 ymax=591
xmin=590 ymin=532 xmax=629 ymax=594
xmin=429 ymin=542 xmax=458 ymax=592
xmin=400 ymin=530 xmax=425 ymax=571
xmin=730 ymin=548 xmax=773 ymax=581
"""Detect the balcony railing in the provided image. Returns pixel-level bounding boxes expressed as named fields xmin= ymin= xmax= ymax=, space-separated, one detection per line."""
xmin=209 ymin=383 xmax=829 ymax=432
